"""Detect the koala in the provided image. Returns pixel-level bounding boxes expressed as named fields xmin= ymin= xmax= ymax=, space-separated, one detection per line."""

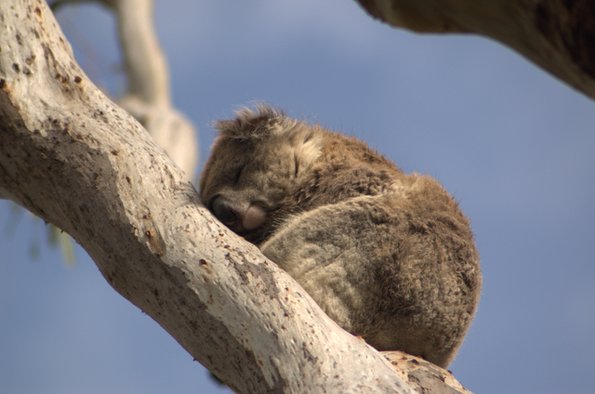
xmin=200 ymin=106 xmax=481 ymax=368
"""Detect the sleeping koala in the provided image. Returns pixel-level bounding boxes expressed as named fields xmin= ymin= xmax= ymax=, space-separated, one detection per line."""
xmin=200 ymin=106 xmax=481 ymax=367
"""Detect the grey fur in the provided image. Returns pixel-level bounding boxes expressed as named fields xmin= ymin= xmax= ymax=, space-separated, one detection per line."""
xmin=200 ymin=106 xmax=481 ymax=367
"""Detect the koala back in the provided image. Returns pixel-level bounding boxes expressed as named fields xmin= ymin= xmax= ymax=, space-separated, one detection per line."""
xmin=200 ymin=106 xmax=481 ymax=367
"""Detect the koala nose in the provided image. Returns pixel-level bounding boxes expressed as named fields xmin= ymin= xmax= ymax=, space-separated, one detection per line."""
xmin=210 ymin=195 xmax=239 ymax=227
xmin=242 ymin=204 xmax=266 ymax=230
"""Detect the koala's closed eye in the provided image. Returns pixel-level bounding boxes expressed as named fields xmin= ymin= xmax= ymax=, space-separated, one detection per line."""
xmin=233 ymin=165 xmax=245 ymax=185
xmin=293 ymin=153 xmax=300 ymax=178
xmin=200 ymin=105 xmax=481 ymax=368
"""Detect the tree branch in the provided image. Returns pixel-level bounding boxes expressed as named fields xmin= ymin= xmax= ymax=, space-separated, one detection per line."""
xmin=355 ymin=0 xmax=595 ymax=100
xmin=0 ymin=1 xmax=469 ymax=392
xmin=114 ymin=0 xmax=198 ymax=180
xmin=51 ymin=0 xmax=199 ymax=180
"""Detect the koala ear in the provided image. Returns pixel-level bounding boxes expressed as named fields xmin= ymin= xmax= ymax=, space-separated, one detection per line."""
xmin=215 ymin=104 xmax=297 ymax=140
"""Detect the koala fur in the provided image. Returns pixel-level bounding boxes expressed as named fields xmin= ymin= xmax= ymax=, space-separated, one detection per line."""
xmin=200 ymin=106 xmax=481 ymax=368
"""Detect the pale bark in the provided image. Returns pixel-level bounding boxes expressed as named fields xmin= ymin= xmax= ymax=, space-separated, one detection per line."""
xmin=114 ymin=0 xmax=198 ymax=181
xmin=356 ymin=0 xmax=595 ymax=100
xmin=0 ymin=1 xmax=467 ymax=393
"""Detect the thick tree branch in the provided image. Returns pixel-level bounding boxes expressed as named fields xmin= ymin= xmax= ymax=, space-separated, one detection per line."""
xmin=0 ymin=1 xmax=471 ymax=392
xmin=356 ymin=0 xmax=595 ymax=100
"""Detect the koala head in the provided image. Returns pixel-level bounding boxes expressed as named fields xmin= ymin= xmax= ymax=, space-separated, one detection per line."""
xmin=200 ymin=106 xmax=322 ymax=244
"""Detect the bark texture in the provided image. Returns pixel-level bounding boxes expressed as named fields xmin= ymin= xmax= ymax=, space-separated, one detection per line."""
xmin=0 ymin=1 xmax=468 ymax=392
xmin=356 ymin=0 xmax=595 ymax=100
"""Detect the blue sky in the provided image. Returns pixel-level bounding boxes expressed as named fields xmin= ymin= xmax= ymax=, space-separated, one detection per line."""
xmin=1 ymin=1 xmax=595 ymax=393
